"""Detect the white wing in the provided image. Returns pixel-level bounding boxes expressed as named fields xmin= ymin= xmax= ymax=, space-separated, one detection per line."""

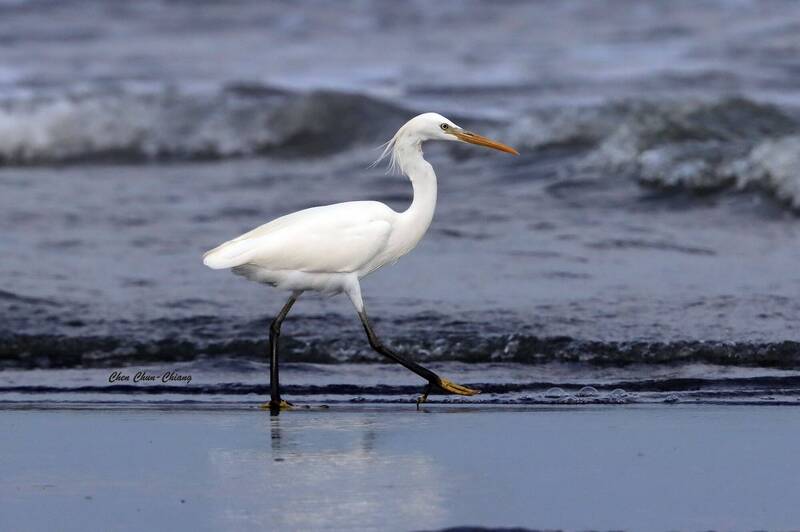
xmin=203 ymin=201 xmax=396 ymax=273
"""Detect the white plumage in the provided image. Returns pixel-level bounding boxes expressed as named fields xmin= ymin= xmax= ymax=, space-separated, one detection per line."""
xmin=206 ymin=201 xmax=389 ymax=272
xmin=204 ymin=200 xmax=397 ymax=297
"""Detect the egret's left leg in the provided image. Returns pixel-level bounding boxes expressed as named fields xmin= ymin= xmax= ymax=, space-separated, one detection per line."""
xmin=357 ymin=309 xmax=479 ymax=402
xmin=345 ymin=278 xmax=479 ymax=403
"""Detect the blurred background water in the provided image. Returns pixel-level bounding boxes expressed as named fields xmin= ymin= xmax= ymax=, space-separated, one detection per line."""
xmin=1 ymin=0 xmax=800 ymax=404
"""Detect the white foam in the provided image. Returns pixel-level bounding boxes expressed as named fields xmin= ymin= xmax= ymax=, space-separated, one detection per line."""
xmin=734 ymin=136 xmax=800 ymax=209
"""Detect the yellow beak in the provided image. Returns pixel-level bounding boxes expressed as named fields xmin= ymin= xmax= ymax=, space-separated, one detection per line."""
xmin=452 ymin=129 xmax=519 ymax=155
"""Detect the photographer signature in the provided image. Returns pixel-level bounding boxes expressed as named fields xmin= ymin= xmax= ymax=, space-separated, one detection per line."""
xmin=108 ymin=370 xmax=192 ymax=384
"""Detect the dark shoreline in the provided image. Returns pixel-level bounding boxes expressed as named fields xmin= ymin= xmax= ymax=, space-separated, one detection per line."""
xmin=3 ymin=332 xmax=800 ymax=370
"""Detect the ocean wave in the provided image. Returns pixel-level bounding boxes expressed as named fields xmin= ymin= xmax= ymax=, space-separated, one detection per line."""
xmin=0 ymin=87 xmax=408 ymax=164
xmin=2 ymin=332 xmax=799 ymax=370
xmin=511 ymin=97 xmax=800 ymax=209
xmin=4 ymin=89 xmax=800 ymax=210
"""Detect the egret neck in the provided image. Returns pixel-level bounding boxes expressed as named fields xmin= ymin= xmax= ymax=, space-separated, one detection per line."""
xmin=393 ymin=138 xmax=438 ymax=257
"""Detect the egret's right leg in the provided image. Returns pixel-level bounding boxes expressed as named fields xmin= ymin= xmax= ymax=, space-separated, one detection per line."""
xmin=264 ymin=292 xmax=300 ymax=412
xmin=345 ymin=280 xmax=479 ymax=405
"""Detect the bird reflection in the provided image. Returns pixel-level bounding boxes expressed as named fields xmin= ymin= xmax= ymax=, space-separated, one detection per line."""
xmin=209 ymin=412 xmax=447 ymax=529
xmin=269 ymin=416 xmax=283 ymax=455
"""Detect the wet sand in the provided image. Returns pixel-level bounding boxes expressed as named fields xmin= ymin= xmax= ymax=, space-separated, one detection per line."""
xmin=2 ymin=404 xmax=799 ymax=531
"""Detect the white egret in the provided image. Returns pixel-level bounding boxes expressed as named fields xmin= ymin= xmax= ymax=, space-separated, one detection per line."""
xmin=203 ymin=112 xmax=518 ymax=410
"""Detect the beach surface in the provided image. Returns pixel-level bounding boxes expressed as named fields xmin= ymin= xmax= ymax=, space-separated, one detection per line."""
xmin=2 ymin=403 xmax=799 ymax=532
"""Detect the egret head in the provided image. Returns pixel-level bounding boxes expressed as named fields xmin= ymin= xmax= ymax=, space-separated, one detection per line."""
xmin=406 ymin=113 xmax=518 ymax=154
xmin=377 ymin=112 xmax=518 ymax=173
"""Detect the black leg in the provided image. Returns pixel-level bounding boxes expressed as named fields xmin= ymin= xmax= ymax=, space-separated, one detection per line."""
xmin=269 ymin=293 xmax=299 ymax=411
xmin=357 ymin=309 xmax=479 ymax=401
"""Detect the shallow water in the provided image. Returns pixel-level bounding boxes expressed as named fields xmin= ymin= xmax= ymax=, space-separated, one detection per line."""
xmin=2 ymin=1 xmax=800 ymax=393
xmin=2 ymin=404 xmax=800 ymax=531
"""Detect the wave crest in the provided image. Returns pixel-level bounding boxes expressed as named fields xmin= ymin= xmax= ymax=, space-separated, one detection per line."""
xmin=0 ymin=88 xmax=407 ymax=164
xmin=511 ymin=97 xmax=800 ymax=209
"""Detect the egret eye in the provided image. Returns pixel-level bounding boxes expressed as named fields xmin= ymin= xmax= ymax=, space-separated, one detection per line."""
xmin=440 ymin=123 xmax=449 ymax=130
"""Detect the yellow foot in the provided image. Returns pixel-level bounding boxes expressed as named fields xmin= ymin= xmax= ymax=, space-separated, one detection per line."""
xmin=417 ymin=378 xmax=480 ymax=407
xmin=259 ymin=400 xmax=294 ymax=411
xmin=437 ymin=377 xmax=480 ymax=396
